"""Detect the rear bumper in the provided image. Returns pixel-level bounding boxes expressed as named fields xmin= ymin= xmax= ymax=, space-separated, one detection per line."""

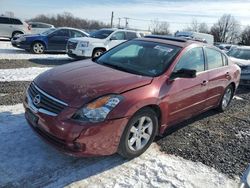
xmin=23 ymin=100 xmax=129 ymax=157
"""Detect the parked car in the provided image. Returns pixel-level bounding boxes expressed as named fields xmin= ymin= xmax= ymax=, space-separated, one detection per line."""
xmin=175 ymin=31 xmax=214 ymax=45
xmin=11 ymin=27 xmax=89 ymax=54
xmin=66 ymin=28 xmax=141 ymax=59
xmin=0 ymin=16 xmax=30 ymax=38
xmin=24 ymin=36 xmax=240 ymax=158
xmin=241 ymin=165 xmax=250 ymax=188
xmin=227 ymin=46 xmax=250 ymax=86
xmin=28 ymin=22 xmax=54 ymax=34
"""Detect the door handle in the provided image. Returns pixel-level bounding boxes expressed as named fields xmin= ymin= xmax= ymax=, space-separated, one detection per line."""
xmin=201 ymin=80 xmax=208 ymax=86
xmin=225 ymin=72 xmax=231 ymax=80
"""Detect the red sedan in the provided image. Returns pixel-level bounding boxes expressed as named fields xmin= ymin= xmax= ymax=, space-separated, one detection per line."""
xmin=23 ymin=36 xmax=241 ymax=158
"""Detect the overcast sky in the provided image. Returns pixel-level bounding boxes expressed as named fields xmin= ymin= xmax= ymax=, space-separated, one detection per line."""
xmin=1 ymin=0 xmax=250 ymax=31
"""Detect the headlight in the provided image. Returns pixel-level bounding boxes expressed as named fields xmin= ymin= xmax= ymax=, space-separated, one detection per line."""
xmin=73 ymin=95 xmax=123 ymax=122
xmin=80 ymin=41 xmax=89 ymax=48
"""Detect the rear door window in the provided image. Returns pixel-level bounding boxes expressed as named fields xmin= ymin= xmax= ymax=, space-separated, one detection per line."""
xmin=11 ymin=18 xmax=23 ymax=25
xmin=70 ymin=30 xmax=86 ymax=38
xmin=54 ymin=29 xmax=70 ymax=37
xmin=0 ymin=17 xmax=11 ymax=24
xmin=205 ymin=48 xmax=223 ymax=69
xmin=111 ymin=32 xmax=125 ymax=40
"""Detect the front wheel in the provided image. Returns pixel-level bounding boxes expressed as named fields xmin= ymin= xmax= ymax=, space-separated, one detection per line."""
xmin=32 ymin=42 xmax=45 ymax=54
xmin=118 ymin=108 xmax=158 ymax=159
xmin=92 ymin=49 xmax=105 ymax=58
xmin=217 ymin=84 xmax=234 ymax=112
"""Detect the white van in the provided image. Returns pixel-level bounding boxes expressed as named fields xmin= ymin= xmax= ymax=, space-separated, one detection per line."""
xmin=28 ymin=22 xmax=54 ymax=34
xmin=175 ymin=31 xmax=214 ymax=45
xmin=0 ymin=16 xmax=30 ymax=38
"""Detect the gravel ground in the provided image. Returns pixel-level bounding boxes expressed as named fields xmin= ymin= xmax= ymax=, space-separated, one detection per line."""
xmin=157 ymin=86 xmax=250 ymax=178
xmin=1 ymin=79 xmax=249 ymax=180
xmin=0 ymin=59 xmax=75 ymax=69
xmin=0 ymin=81 xmax=30 ymax=105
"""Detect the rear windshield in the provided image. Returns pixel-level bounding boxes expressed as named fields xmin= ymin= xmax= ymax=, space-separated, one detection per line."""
xmin=227 ymin=48 xmax=250 ymax=60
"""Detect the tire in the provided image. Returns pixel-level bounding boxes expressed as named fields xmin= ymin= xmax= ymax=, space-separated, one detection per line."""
xmin=118 ymin=108 xmax=158 ymax=159
xmin=217 ymin=84 xmax=234 ymax=112
xmin=92 ymin=49 xmax=105 ymax=58
xmin=12 ymin=31 xmax=23 ymax=38
xmin=32 ymin=42 xmax=45 ymax=54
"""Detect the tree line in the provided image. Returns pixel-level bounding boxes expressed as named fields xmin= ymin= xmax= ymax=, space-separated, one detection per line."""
xmin=29 ymin=12 xmax=250 ymax=45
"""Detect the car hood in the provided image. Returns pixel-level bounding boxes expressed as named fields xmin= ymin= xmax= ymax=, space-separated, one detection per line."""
xmin=69 ymin=37 xmax=104 ymax=43
xmin=230 ymin=57 xmax=250 ymax=66
xmin=34 ymin=60 xmax=153 ymax=108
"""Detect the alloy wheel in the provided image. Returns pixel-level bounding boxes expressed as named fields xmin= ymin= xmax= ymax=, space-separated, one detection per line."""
xmin=127 ymin=116 xmax=153 ymax=151
xmin=222 ymin=87 xmax=232 ymax=109
xmin=33 ymin=43 xmax=44 ymax=54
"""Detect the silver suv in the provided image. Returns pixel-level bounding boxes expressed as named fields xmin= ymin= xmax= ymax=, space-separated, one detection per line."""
xmin=0 ymin=16 xmax=30 ymax=38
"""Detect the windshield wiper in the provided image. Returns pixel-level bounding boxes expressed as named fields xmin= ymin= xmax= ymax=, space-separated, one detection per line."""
xmin=100 ymin=62 xmax=143 ymax=75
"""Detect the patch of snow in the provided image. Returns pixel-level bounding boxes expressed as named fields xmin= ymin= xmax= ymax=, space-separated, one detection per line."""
xmin=0 ymin=41 xmax=70 ymax=60
xmin=0 ymin=104 xmax=238 ymax=188
xmin=0 ymin=67 xmax=51 ymax=81
xmin=233 ymin=96 xmax=244 ymax=100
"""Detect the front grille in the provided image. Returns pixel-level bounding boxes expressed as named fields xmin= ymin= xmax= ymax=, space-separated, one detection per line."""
xmin=67 ymin=41 xmax=77 ymax=50
xmin=28 ymin=83 xmax=67 ymax=115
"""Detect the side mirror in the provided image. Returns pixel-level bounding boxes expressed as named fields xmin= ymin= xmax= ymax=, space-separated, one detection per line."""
xmin=241 ymin=165 xmax=250 ymax=188
xmin=171 ymin=68 xmax=197 ymax=79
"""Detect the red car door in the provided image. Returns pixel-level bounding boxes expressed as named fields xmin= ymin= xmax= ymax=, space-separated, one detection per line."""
xmin=164 ymin=47 xmax=209 ymax=125
xmin=204 ymin=47 xmax=231 ymax=108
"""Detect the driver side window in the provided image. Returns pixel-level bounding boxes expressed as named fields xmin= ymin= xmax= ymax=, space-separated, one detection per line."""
xmin=174 ymin=47 xmax=205 ymax=73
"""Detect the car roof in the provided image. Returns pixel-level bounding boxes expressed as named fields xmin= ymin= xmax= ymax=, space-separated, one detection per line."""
xmin=233 ymin=46 xmax=250 ymax=50
xmin=137 ymin=35 xmax=207 ymax=48
xmin=100 ymin=28 xmax=139 ymax=33
xmin=0 ymin=16 xmax=22 ymax=20
xmin=28 ymin=21 xmax=53 ymax=26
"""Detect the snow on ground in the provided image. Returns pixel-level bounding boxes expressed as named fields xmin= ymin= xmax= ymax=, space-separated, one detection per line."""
xmin=0 ymin=104 xmax=238 ymax=188
xmin=0 ymin=67 xmax=51 ymax=81
xmin=0 ymin=41 xmax=70 ymax=60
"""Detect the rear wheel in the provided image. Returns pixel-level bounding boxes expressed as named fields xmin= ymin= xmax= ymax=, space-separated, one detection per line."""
xmin=118 ymin=108 xmax=158 ymax=159
xmin=32 ymin=42 xmax=45 ymax=54
xmin=217 ymin=84 xmax=234 ymax=112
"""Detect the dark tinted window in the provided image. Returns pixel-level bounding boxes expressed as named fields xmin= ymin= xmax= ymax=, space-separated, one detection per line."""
xmin=37 ymin=23 xmax=51 ymax=28
xmin=89 ymin=29 xmax=113 ymax=39
xmin=11 ymin=18 xmax=22 ymax=25
xmin=71 ymin=30 xmax=86 ymax=38
xmin=53 ymin=29 xmax=70 ymax=37
xmin=205 ymin=48 xmax=223 ymax=69
xmin=0 ymin=17 xmax=11 ymax=24
xmin=174 ymin=47 xmax=205 ymax=73
xmin=126 ymin=32 xmax=137 ymax=40
xmin=111 ymin=32 xmax=125 ymax=40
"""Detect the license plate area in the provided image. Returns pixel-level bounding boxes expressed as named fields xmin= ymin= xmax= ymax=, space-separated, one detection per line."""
xmin=26 ymin=109 xmax=39 ymax=125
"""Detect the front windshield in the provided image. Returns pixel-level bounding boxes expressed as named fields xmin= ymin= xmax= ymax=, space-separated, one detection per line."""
xmin=96 ymin=40 xmax=181 ymax=77
xmin=227 ymin=48 xmax=250 ymax=60
xmin=89 ymin=29 xmax=114 ymax=39
xmin=41 ymin=28 xmax=57 ymax=35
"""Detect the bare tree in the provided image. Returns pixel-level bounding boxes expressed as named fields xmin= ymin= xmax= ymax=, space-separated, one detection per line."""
xmin=210 ymin=14 xmax=241 ymax=43
xmin=28 ymin=12 xmax=109 ymax=30
xmin=151 ymin=19 xmax=171 ymax=35
xmin=240 ymin=26 xmax=250 ymax=45
xmin=198 ymin=23 xmax=210 ymax=33
xmin=183 ymin=19 xmax=210 ymax=33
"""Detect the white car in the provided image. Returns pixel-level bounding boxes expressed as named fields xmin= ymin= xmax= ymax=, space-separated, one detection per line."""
xmin=28 ymin=22 xmax=54 ymax=34
xmin=227 ymin=46 xmax=250 ymax=86
xmin=0 ymin=16 xmax=30 ymax=38
xmin=66 ymin=28 xmax=141 ymax=59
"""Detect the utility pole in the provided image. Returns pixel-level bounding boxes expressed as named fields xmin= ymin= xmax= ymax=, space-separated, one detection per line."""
xmin=124 ymin=17 xmax=129 ymax=28
xmin=118 ymin=17 xmax=121 ymax=28
xmin=111 ymin=11 xmax=114 ymax=28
